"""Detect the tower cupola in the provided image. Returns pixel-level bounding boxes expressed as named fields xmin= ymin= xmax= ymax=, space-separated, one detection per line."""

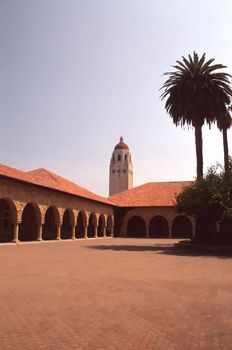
xmin=114 ymin=136 xmax=129 ymax=150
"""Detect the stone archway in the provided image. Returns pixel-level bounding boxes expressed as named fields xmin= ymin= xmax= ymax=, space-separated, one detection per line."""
xmin=172 ymin=216 xmax=192 ymax=238
xmin=0 ymin=198 xmax=16 ymax=243
xmin=19 ymin=203 xmax=40 ymax=241
xmin=97 ymin=214 xmax=105 ymax=237
xmin=149 ymin=216 xmax=169 ymax=238
xmin=127 ymin=216 xmax=146 ymax=237
xmin=61 ymin=209 xmax=74 ymax=240
xmin=76 ymin=211 xmax=87 ymax=238
xmin=88 ymin=213 xmax=97 ymax=238
xmin=42 ymin=206 xmax=59 ymax=240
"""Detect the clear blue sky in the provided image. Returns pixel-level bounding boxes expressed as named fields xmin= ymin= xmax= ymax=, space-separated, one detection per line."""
xmin=1 ymin=0 xmax=232 ymax=196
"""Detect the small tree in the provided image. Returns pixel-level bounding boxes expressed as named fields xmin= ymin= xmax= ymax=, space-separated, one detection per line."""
xmin=176 ymin=159 xmax=232 ymax=243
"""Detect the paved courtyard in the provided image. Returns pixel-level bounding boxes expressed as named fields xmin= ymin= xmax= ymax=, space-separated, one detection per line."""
xmin=0 ymin=238 xmax=232 ymax=350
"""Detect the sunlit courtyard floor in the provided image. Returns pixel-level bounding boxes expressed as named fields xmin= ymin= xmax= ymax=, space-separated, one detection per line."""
xmin=0 ymin=238 xmax=232 ymax=350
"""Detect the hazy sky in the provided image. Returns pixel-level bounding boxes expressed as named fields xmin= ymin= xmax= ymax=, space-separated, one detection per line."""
xmin=1 ymin=0 xmax=232 ymax=196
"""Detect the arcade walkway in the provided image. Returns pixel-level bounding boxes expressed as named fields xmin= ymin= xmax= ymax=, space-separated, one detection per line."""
xmin=0 ymin=238 xmax=232 ymax=350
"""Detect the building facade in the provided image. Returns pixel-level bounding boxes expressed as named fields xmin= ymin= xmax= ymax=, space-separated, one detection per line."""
xmin=0 ymin=166 xmax=114 ymax=243
xmin=0 ymin=137 xmax=197 ymax=244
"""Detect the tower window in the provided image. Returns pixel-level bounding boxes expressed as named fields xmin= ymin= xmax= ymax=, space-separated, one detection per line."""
xmin=124 ymin=154 xmax=127 ymax=161
xmin=118 ymin=155 xmax=121 ymax=161
xmin=112 ymin=170 xmax=115 ymax=174
xmin=123 ymin=169 xmax=126 ymax=173
xmin=117 ymin=170 xmax=121 ymax=174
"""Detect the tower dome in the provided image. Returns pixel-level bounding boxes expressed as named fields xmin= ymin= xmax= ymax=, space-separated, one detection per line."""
xmin=114 ymin=136 xmax=129 ymax=150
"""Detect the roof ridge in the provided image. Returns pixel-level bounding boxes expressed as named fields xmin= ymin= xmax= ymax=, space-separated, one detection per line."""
xmin=30 ymin=167 xmax=114 ymax=203
xmin=0 ymin=163 xmax=28 ymax=174
xmin=0 ymin=163 xmax=112 ymax=205
xmin=28 ymin=168 xmax=61 ymax=184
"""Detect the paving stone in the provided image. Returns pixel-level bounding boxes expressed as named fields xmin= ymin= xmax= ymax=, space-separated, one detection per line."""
xmin=0 ymin=238 xmax=232 ymax=350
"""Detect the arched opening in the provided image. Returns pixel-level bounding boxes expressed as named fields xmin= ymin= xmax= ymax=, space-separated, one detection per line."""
xmin=42 ymin=206 xmax=59 ymax=240
xmin=75 ymin=211 xmax=87 ymax=238
xmin=127 ymin=216 xmax=146 ymax=237
xmin=0 ymin=198 xmax=16 ymax=243
xmin=88 ymin=213 xmax=96 ymax=238
xmin=19 ymin=203 xmax=40 ymax=242
xmin=149 ymin=216 xmax=169 ymax=238
xmin=106 ymin=215 xmax=113 ymax=237
xmin=172 ymin=216 xmax=192 ymax=238
xmin=61 ymin=209 xmax=73 ymax=240
xmin=97 ymin=214 xmax=105 ymax=237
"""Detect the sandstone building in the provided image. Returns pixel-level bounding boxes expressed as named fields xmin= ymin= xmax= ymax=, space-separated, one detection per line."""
xmin=0 ymin=138 xmax=196 ymax=244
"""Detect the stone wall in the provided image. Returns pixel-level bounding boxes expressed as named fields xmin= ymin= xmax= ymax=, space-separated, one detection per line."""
xmin=0 ymin=177 xmax=114 ymax=243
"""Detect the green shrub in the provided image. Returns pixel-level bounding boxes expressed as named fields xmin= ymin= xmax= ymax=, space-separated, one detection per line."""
xmin=176 ymin=158 xmax=232 ymax=243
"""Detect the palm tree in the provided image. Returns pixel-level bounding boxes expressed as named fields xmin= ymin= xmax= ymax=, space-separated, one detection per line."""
xmin=160 ymin=52 xmax=232 ymax=180
xmin=217 ymin=107 xmax=232 ymax=177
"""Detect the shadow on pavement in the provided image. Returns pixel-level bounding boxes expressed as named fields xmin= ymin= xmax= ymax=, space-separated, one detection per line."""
xmin=86 ymin=244 xmax=232 ymax=259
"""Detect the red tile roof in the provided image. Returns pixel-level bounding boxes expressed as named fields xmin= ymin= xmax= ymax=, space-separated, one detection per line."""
xmin=109 ymin=181 xmax=193 ymax=207
xmin=0 ymin=164 xmax=193 ymax=208
xmin=0 ymin=164 xmax=112 ymax=205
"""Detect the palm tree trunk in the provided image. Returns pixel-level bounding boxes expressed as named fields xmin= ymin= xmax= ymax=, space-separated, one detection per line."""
xmin=195 ymin=125 xmax=203 ymax=180
xmin=223 ymin=128 xmax=229 ymax=177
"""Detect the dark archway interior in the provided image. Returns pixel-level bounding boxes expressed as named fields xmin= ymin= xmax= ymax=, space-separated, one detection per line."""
xmin=149 ymin=216 xmax=169 ymax=238
xmin=0 ymin=199 xmax=14 ymax=243
xmin=195 ymin=217 xmax=217 ymax=242
xmin=61 ymin=210 xmax=72 ymax=239
xmin=19 ymin=203 xmax=38 ymax=241
xmin=76 ymin=212 xmax=85 ymax=238
xmin=127 ymin=216 xmax=146 ymax=237
xmin=172 ymin=216 xmax=192 ymax=238
xmin=42 ymin=207 xmax=57 ymax=240
xmin=87 ymin=214 xmax=95 ymax=238
xmin=220 ymin=219 xmax=232 ymax=244
xmin=97 ymin=216 xmax=104 ymax=237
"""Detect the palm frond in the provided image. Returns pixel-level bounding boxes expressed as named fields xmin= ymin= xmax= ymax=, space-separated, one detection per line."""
xmin=160 ymin=51 xmax=232 ymax=129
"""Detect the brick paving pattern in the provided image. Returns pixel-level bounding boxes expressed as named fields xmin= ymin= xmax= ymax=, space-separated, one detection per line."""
xmin=0 ymin=238 xmax=232 ymax=350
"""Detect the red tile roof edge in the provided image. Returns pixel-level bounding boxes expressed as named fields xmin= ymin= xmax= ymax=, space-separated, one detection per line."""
xmin=109 ymin=181 xmax=194 ymax=207
xmin=0 ymin=164 xmax=114 ymax=206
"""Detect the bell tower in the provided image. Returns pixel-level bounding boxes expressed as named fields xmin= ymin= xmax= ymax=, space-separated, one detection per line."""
xmin=109 ymin=136 xmax=133 ymax=196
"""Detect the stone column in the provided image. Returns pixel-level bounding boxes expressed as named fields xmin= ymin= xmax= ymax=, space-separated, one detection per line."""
xmin=12 ymin=223 xmax=19 ymax=243
xmin=192 ymin=220 xmax=196 ymax=238
xmin=37 ymin=224 xmax=43 ymax=241
xmin=110 ymin=224 xmax=114 ymax=237
xmin=168 ymin=223 xmax=172 ymax=238
xmin=84 ymin=225 xmax=88 ymax=239
xmin=94 ymin=226 xmax=98 ymax=238
xmin=216 ymin=221 xmax=221 ymax=235
xmin=145 ymin=225 xmax=149 ymax=238
xmin=56 ymin=225 xmax=61 ymax=240
xmin=103 ymin=227 xmax=106 ymax=238
xmin=71 ymin=226 xmax=76 ymax=240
